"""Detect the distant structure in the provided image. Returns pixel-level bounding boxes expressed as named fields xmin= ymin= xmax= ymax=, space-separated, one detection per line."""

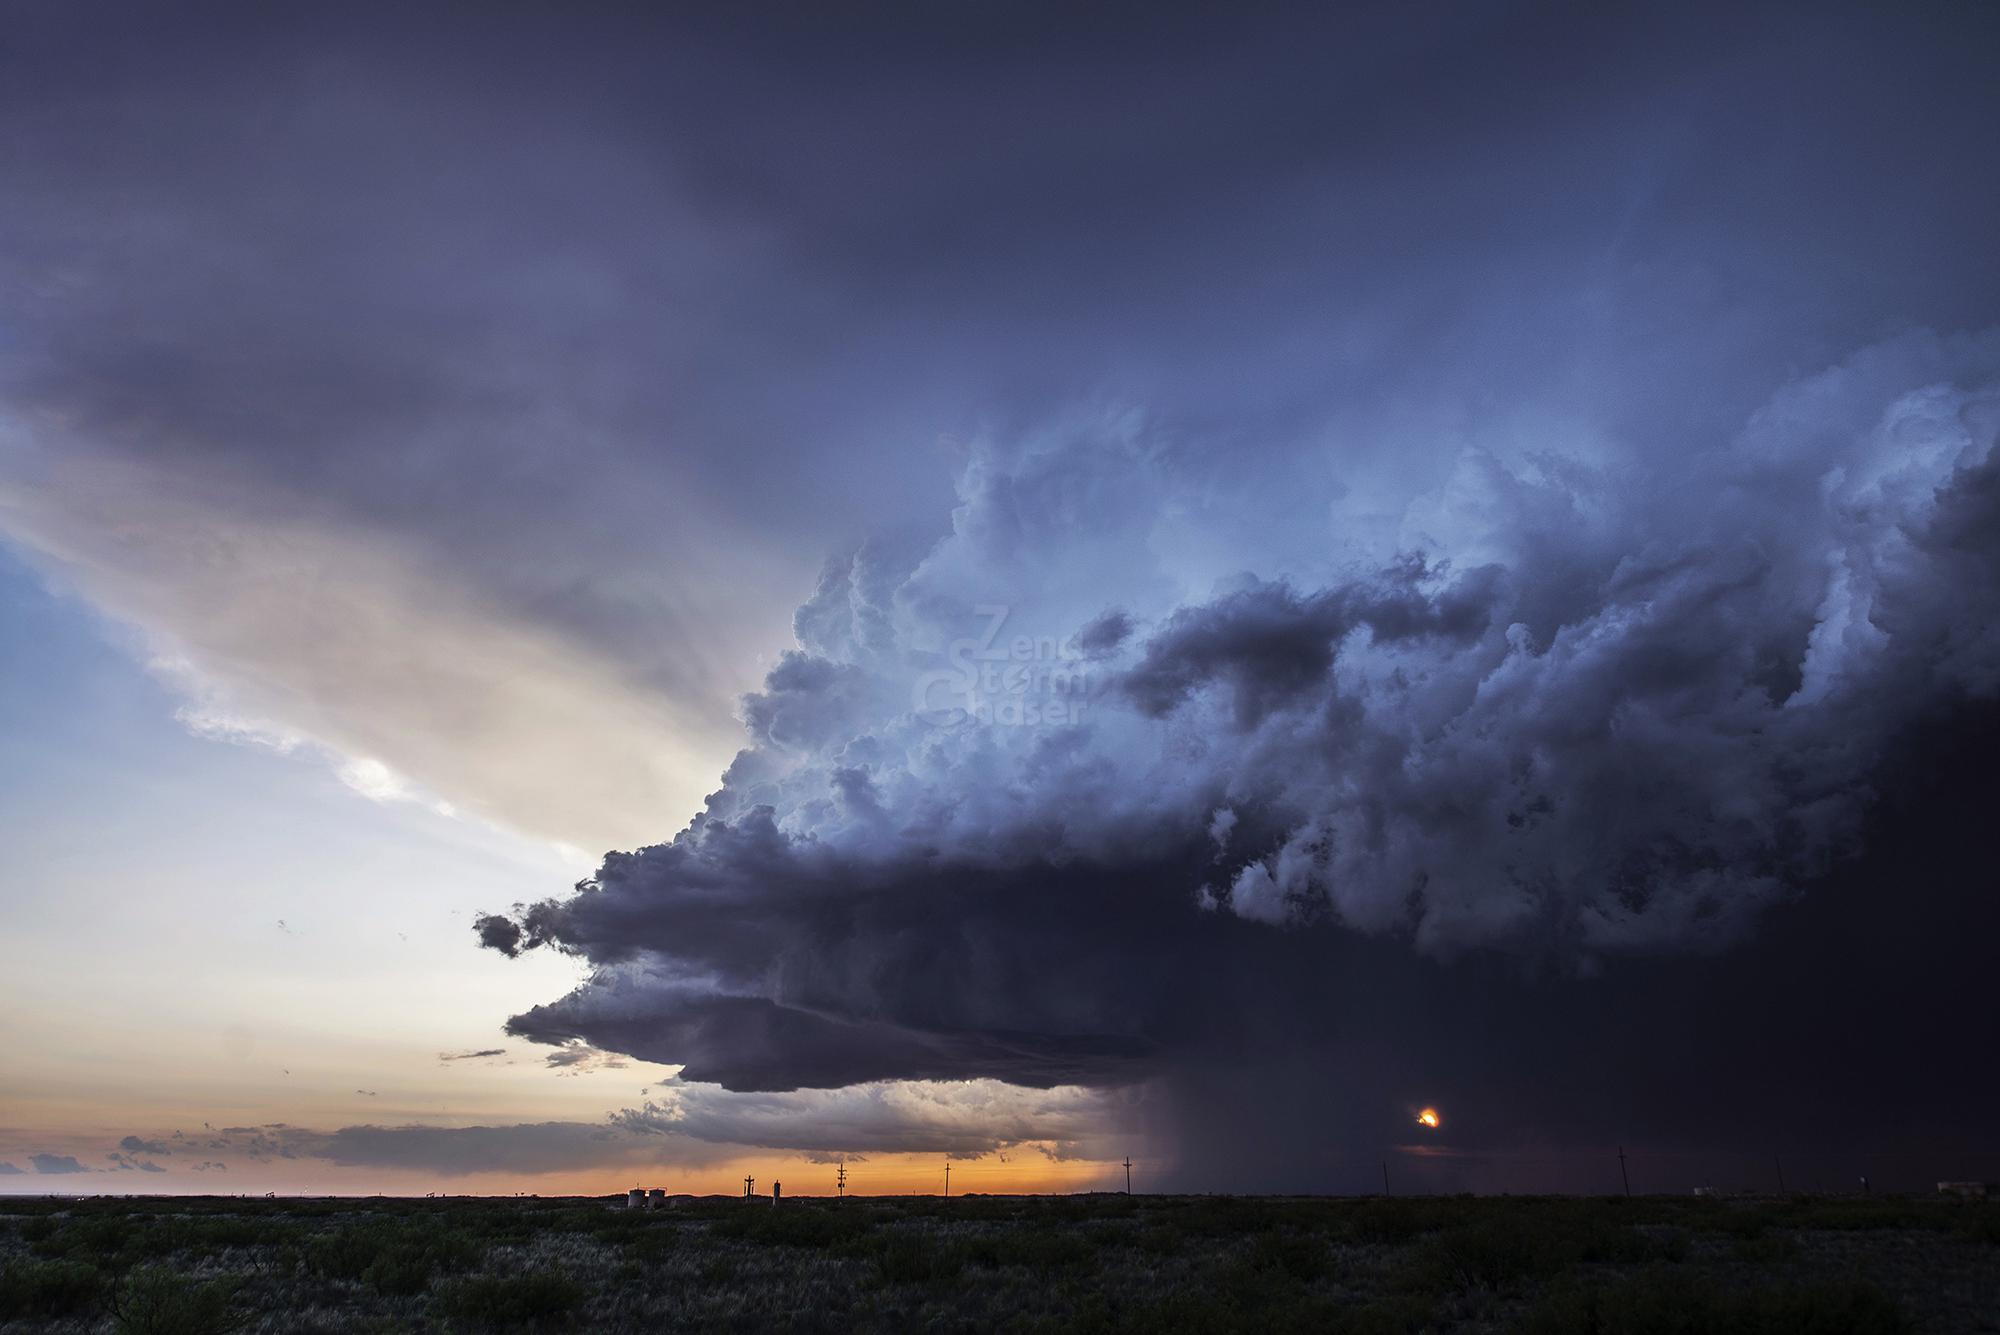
xmin=1939 ymin=1182 xmax=1993 ymax=1199
xmin=743 ymin=1175 xmax=755 ymax=1199
xmin=943 ymin=1161 xmax=951 ymax=1197
xmin=646 ymin=1188 xmax=666 ymax=1209
xmin=836 ymin=1163 xmax=847 ymax=1198
xmin=773 ymin=1181 xmax=782 ymax=1204
xmin=1123 ymin=1156 xmax=1133 ymax=1194
xmin=626 ymin=1188 xmax=644 ymax=1210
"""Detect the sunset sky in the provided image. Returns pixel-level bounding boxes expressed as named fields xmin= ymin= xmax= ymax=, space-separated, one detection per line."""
xmin=4 ymin=1 xmax=1999 ymax=1198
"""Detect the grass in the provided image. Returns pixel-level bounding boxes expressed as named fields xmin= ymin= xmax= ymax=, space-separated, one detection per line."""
xmin=0 ymin=1191 xmax=1989 ymax=1331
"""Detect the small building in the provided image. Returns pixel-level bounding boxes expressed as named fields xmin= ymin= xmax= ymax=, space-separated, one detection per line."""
xmin=625 ymin=1188 xmax=645 ymax=1210
xmin=646 ymin=1188 xmax=666 ymax=1209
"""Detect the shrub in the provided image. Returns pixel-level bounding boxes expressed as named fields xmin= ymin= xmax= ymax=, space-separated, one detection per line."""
xmin=872 ymin=1233 xmax=965 ymax=1285
xmin=709 ymin=1203 xmax=871 ymax=1249
xmin=178 ymin=1218 xmax=289 ymax=1251
xmin=33 ymin=1215 xmax=139 ymax=1266
xmin=1524 ymin=1269 xmax=1905 ymax=1335
xmin=1731 ymin=1232 xmax=1799 ymax=1264
xmin=1247 ymin=1229 xmax=1330 ymax=1283
xmin=622 ymin=1224 xmax=681 ymax=1263
xmin=433 ymin=1269 xmax=585 ymax=1330
xmin=961 ymin=1227 xmax=1097 ymax=1271
xmin=1170 ymin=1197 xmax=1340 ymax=1239
xmin=1081 ymin=1286 xmax=1350 ymax=1334
xmin=1404 ymin=1207 xmax=1664 ymax=1294
xmin=1346 ymin=1199 xmax=1450 ymax=1245
xmin=1332 ymin=1297 xmax=1440 ymax=1335
xmin=306 ymin=1220 xmax=482 ymax=1294
xmin=1957 ymin=1205 xmax=2000 ymax=1246
xmin=106 ymin=1267 xmax=240 ymax=1335
xmin=0 ymin=1257 xmax=102 ymax=1319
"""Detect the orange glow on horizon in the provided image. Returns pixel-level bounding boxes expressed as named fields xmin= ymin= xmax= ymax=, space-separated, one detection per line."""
xmin=0 ymin=1146 xmax=1135 ymax=1201
xmin=560 ymin=1151 xmax=1125 ymax=1199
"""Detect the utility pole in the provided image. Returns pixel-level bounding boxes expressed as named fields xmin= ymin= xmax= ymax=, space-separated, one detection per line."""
xmin=1618 ymin=1147 xmax=1631 ymax=1198
xmin=1381 ymin=1160 xmax=1390 ymax=1196
xmin=1123 ymin=1156 xmax=1133 ymax=1195
xmin=1774 ymin=1155 xmax=1786 ymax=1195
xmin=943 ymin=1161 xmax=950 ymax=1198
xmin=836 ymin=1163 xmax=846 ymax=1199
xmin=743 ymin=1175 xmax=754 ymax=1200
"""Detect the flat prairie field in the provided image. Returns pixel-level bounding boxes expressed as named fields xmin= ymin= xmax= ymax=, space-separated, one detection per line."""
xmin=2 ymin=1192 xmax=1996 ymax=1333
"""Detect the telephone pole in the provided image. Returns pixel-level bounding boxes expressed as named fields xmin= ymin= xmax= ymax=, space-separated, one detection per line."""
xmin=1774 ymin=1155 xmax=1786 ymax=1195
xmin=1617 ymin=1147 xmax=1631 ymax=1197
xmin=836 ymin=1163 xmax=847 ymax=1199
xmin=743 ymin=1175 xmax=754 ymax=1200
xmin=1123 ymin=1156 xmax=1133 ymax=1195
xmin=1381 ymin=1160 xmax=1390 ymax=1196
xmin=943 ymin=1161 xmax=950 ymax=1197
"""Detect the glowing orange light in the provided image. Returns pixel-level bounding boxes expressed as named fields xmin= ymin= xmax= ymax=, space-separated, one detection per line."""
xmin=1416 ymin=1107 xmax=1441 ymax=1129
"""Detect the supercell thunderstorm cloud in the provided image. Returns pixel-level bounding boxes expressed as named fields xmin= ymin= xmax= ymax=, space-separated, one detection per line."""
xmin=483 ymin=334 xmax=2000 ymax=1182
